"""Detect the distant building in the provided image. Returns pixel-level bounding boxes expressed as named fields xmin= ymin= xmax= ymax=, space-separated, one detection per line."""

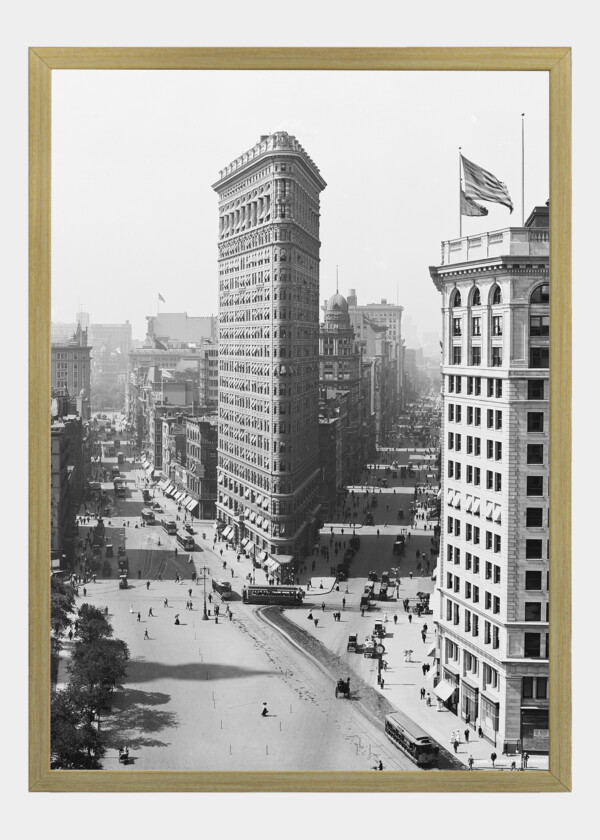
xmin=145 ymin=313 xmax=217 ymax=346
xmin=51 ymin=324 xmax=92 ymax=421
xmin=185 ymin=415 xmax=218 ymax=519
xmin=429 ymin=203 xmax=550 ymax=753
xmin=347 ymin=291 xmax=404 ymax=405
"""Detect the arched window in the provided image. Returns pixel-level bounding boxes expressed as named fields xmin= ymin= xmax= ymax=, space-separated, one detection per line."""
xmin=470 ymin=287 xmax=481 ymax=306
xmin=530 ymin=283 xmax=549 ymax=304
xmin=451 ymin=289 xmax=462 ymax=307
xmin=491 ymin=285 xmax=502 ymax=305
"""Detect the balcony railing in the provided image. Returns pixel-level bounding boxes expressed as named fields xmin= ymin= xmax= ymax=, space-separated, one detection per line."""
xmin=441 ymin=227 xmax=549 ymax=265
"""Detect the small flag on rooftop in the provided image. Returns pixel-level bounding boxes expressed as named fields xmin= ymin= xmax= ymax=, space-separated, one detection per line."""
xmin=460 ymin=189 xmax=488 ymax=217
xmin=462 ymin=155 xmax=513 ymax=213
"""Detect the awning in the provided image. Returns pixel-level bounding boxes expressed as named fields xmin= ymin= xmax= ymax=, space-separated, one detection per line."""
xmin=259 ymin=550 xmax=268 ymax=561
xmin=262 ymin=497 xmax=269 ymax=509
xmin=186 ymin=498 xmax=198 ymax=512
xmin=433 ymin=680 xmax=456 ymax=702
xmin=256 ymin=494 xmax=263 ymax=505
xmin=473 ymin=498 xmax=481 ymax=514
xmin=218 ymin=474 xmax=224 ymax=484
xmin=159 ymin=478 xmax=170 ymax=490
xmin=249 ymin=512 xmax=256 ymax=523
xmin=145 ymin=465 xmax=154 ymax=476
xmin=265 ymin=558 xmax=279 ymax=572
xmin=485 ymin=501 xmax=493 ymax=519
xmin=427 ymin=642 xmax=437 ymax=658
xmin=255 ymin=516 xmax=263 ymax=527
xmin=465 ymin=495 xmax=473 ymax=513
xmin=165 ymin=483 xmax=175 ymax=496
xmin=241 ymin=538 xmax=251 ymax=548
xmin=222 ymin=526 xmax=233 ymax=539
xmin=446 ymin=488 xmax=454 ymax=503
xmin=181 ymin=494 xmax=193 ymax=507
xmin=244 ymin=488 xmax=250 ymax=498
xmin=493 ymin=505 xmax=502 ymax=523
xmin=453 ymin=493 xmax=460 ymax=509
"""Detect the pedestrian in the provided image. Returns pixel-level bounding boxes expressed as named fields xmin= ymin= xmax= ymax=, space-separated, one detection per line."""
xmin=188 ymin=588 xmax=192 ymax=597
xmin=322 ymin=602 xmax=325 ymax=612
xmin=409 ymin=571 xmax=413 ymax=579
xmin=261 ymin=703 xmax=268 ymax=717
xmin=453 ymin=739 xmax=459 ymax=754
xmin=208 ymin=593 xmax=212 ymax=603
xmin=342 ymin=598 xmax=346 ymax=610
xmin=138 ymin=569 xmax=141 ymax=579
xmin=164 ymin=598 xmax=168 ymax=608
xmin=144 ymin=629 xmax=149 ymax=640
xmin=523 ymin=752 xmax=529 ymax=768
xmin=421 ymin=631 xmax=426 ymax=642
xmin=468 ymin=755 xmax=474 ymax=770
xmin=422 ymin=664 xmax=427 ymax=676
xmin=393 ymin=614 xmax=398 ymax=624
xmin=511 ymin=761 xmax=517 ymax=771
xmin=137 ymin=612 xmax=141 ymax=622
xmin=148 ymin=607 xmax=153 ymax=617
xmin=146 ymin=580 xmax=150 ymax=590
xmin=231 ymin=568 xmax=234 ymax=578
xmin=464 ymin=728 xmax=470 ymax=742
xmin=380 ymin=677 xmax=385 ymax=690
xmin=490 ymin=751 xmax=497 ymax=767
xmin=408 ymin=613 xmax=412 ymax=623
xmin=83 ymin=587 xmax=87 ymax=596
xmin=314 ymin=618 xmax=319 ymax=627
xmin=68 ymin=629 xmax=73 ymax=641
xmin=423 ymin=623 xmax=428 ymax=633
xmin=478 ymin=726 xmax=484 ymax=739
xmin=420 ymin=687 xmax=425 ymax=700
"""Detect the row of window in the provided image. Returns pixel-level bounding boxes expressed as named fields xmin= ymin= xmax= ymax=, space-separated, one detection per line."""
xmin=445 ymin=600 xmax=500 ymax=648
xmin=447 ymin=376 xmax=546 ymax=400
xmin=451 ymin=346 xmax=504 ymax=367
xmin=450 ymin=283 xmax=548 ymax=308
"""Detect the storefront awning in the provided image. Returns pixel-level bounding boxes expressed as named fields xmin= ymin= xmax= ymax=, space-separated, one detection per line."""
xmin=241 ymin=538 xmax=251 ymax=548
xmin=259 ymin=550 xmax=268 ymax=561
xmin=159 ymin=478 xmax=170 ymax=490
xmin=186 ymin=498 xmax=199 ymax=512
xmin=222 ymin=526 xmax=233 ymax=539
xmin=433 ymin=680 xmax=456 ymax=702
xmin=426 ymin=668 xmax=437 ymax=681
xmin=265 ymin=558 xmax=279 ymax=572
xmin=427 ymin=642 xmax=437 ymax=657
xmin=145 ymin=465 xmax=154 ymax=476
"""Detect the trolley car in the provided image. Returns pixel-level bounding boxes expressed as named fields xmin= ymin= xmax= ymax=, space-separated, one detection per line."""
xmin=242 ymin=585 xmax=304 ymax=605
xmin=384 ymin=711 xmax=438 ymax=767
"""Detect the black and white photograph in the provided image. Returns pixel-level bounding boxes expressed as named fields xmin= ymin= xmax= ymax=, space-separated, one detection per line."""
xmin=48 ymin=67 xmax=551 ymax=774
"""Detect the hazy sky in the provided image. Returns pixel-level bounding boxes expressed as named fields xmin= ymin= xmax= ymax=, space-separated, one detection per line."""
xmin=51 ymin=70 xmax=549 ymax=343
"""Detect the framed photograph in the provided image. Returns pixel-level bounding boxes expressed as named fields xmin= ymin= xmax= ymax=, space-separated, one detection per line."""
xmin=30 ymin=47 xmax=571 ymax=792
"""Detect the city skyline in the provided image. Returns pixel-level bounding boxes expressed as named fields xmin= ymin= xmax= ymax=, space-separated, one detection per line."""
xmin=51 ymin=70 xmax=549 ymax=340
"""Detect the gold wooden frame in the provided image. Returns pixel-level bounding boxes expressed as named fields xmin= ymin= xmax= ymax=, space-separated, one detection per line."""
xmin=30 ymin=47 xmax=571 ymax=793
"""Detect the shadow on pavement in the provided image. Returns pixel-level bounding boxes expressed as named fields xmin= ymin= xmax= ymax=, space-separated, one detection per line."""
xmin=127 ymin=660 xmax=280 ymax=683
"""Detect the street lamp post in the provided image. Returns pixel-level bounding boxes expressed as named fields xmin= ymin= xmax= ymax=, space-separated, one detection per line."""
xmin=202 ymin=565 xmax=209 ymax=620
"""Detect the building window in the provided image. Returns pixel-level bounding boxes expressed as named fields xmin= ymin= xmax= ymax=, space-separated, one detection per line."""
xmin=492 ymin=315 xmax=503 ymax=336
xmin=448 ymin=404 xmax=455 ymax=421
xmin=491 ymin=285 xmax=502 ymax=305
xmin=492 ymin=625 xmax=499 ymax=648
xmin=456 ymin=405 xmax=462 ymax=422
xmin=474 ymin=408 xmax=481 ymax=426
xmin=455 ymin=434 xmax=461 ymax=452
xmin=527 ymin=412 xmax=544 ymax=432
xmin=530 ymin=315 xmax=550 ymax=336
xmin=530 ymin=283 xmax=549 ymax=304
xmin=467 ymin=406 xmax=473 ymax=425
xmin=526 ymin=507 xmax=544 ymax=527
xmin=452 ymin=346 xmax=462 ymax=365
xmin=494 ymin=534 xmax=501 ymax=553
xmin=448 ymin=432 xmax=454 ymax=450
xmin=473 ymin=585 xmax=479 ymax=603
xmin=448 ymin=375 xmax=455 ymax=393
xmin=487 ymin=377 xmax=494 ymax=398
xmin=455 ymin=463 xmax=462 ymax=480
xmin=446 ymin=600 xmax=453 ymax=621
xmin=466 ymin=464 xmax=473 ymax=483
xmin=465 ymin=581 xmax=472 ymax=599
xmin=486 ymin=471 xmax=494 ymax=490
xmin=525 ymin=570 xmax=543 ymax=590
xmin=536 ymin=677 xmax=548 ymax=699
xmin=471 ymin=287 xmax=481 ymax=306
xmin=474 ymin=377 xmax=481 ymax=396
xmin=452 ymin=289 xmax=462 ymax=307
xmin=465 ymin=553 xmax=472 ymax=570
xmin=453 ymin=318 xmax=462 ymax=336
xmin=493 ymin=596 xmax=500 ymax=615
xmin=484 ymin=621 xmax=491 ymax=644
xmin=448 ymin=461 xmax=454 ymax=478
xmin=529 ymin=347 xmax=549 ymax=368
xmin=495 ymin=410 xmax=502 ymax=430
xmin=455 ymin=377 xmax=462 ymax=394
xmin=466 ymin=436 xmax=473 ymax=454
xmin=527 ymin=476 xmax=544 ymax=496
xmin=491 ymin=347 xmax=502 ymax=367
xmin=527 ymin=444 xmax=544 ymax=464
xmin=487 ymin=410 xmax=494 ymax=429
xmin=471 ymin=317 xmax=481 ymax=336
xmin=522 ymin=677 xmax=534 ymax=698
xmin=474 ymin=468 xmax=480 ymax=486
xmin=494 ymin=473 xmax=502 ymax=492
xmin=525 ymin=602 xmax=542 ymax=621
xmin=524 ymin=633 xmax=541 ymax=658
xmin=485 ymin=561 xmax=492 ymax=580
xmin=474 ymin=438 xmax=481 ymax=456
xmin=528 ymin=379 xmax=545 ymax=400
xmin=493 ymin=565 xmax=501 ymax=583
xmin=471 ymin=346 xmax=481 ymax=366
xmin=473 ymin=556 xmax=480 ymax=573
xmin=495 ymin=441 xmax=502 ymax=461
xmin=526 ymin=539 xmax=543 ymax=559
xmin=467 ymin=376 xmax=473 ymax=395
xmin=472 ymin=614 xmax=479 ymax=636
xmin=495 ymin=379 xmax=502 ymax=398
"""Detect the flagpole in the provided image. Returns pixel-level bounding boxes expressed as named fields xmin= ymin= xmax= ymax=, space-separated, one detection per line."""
xmin=521 ymin=113 xmax=525 ymax=226
xmin=459 ymin=147 xmax=462 ymax=238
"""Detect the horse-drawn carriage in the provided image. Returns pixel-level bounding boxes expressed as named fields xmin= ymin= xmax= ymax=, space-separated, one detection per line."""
xmin=335 ymin=677 xmax=351 ymax=698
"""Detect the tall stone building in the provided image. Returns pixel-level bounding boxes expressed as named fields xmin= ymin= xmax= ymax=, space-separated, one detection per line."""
xmin=213 ymin=132 xmax=326 ymax=573
xmin=429 ymin=204 xmax=550 ymax=753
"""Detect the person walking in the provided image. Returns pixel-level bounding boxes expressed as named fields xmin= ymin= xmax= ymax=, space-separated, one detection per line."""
xmin=137 ymin=612 xmax=141 ymax=622
xmin=523 ymin=752 xmax=529 ymax=769
xmin=421 ymin=629 xmax=427 ymax=643
xmin=490 ymin=751 xmax=497 ymax=768
xmin=453 ymin=739 xmax=459 ymax=754
xmin=188 ymin=588 xmax=193 ymax=597
xmin=420 ymin=687 xmax=426 ymax=700
xmin=321 ymin=602 xmax=325 ymax=612
xmin=144 ymin=629 xmax=149 ymax=640
xmin=146 ymin=580 xmax=150 ymax=590
xmin=314 ymin=618 xmax=319 ymax=627
xmin=148 ymin=607 xmax=154 ymax=617
xmin=464 ymin=728 xmax=470 ymax=743
xmin=164 ymin=598 xmax=168 ymax=608
xmin=380 ymin=677 xmax=385 ymax=690
xmin=408 ymin=613 xmax=412 ymax=624
xmin=422 ymin=664 xmax=427 ymax=676
xmin=478 ymin=726 xmax=484 ymax=739
xmin=342 ymin=597 xmax=346 ymax=610
xmin=468 ymin=755 xmax=474 ymax=770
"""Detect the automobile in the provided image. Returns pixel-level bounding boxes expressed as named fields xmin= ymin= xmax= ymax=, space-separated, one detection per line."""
xmin=184 ymin=523 xmax=194 ymax=534
xmin=349 ymin=535 xmax=360 ymax=550
xmin=151 ymin=503 xmax=163 ymax=512
xmin=105 ymin=544 xmax=114 ymax=557
xmin=381 ymin=571 xmax=390 ymax=585
xmin=118 ymin=545 xmax=126 ymax=556
xmin=347 ymin=634 xmax=358 ymax=652
xmin=368 ymin=571 xmax=378 ymax=582
xmin=363 ymin=638 xmax=376 ymax=658
xmin=118 ymin=575 xmax=128 ymax=590
xmin=373 ymin=619 xmax=385 ymax=637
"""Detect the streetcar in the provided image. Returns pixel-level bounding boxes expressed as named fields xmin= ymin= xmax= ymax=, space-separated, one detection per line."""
xmin=212 ymin=578 xmax=233 ymax=600
xmin=384 ymin=711 xmax=438 ymax=767
xmin=141 ymin=508 xmax=156 ymax=525
xmin=113 ymin=478 xmax=126 ymax=498
xmin=176 ymin=531 xmax=195 ymax=551
xmin=161 ymin=518 xmax=177 ymax=535
xmin=242 ymin=585 xmax=304 ymax=605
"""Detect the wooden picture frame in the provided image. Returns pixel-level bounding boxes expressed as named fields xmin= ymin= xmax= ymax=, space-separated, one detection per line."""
xmin=30 ymin=47 xmax=571 ymax=793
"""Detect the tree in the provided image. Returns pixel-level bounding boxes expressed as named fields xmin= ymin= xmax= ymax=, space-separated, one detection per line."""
xmin=50 ymin=576 xmax=75 ymax=653
xmin=76 ymin=603 xmax=113 ymax=645
xmin=51 ymin=685 xmax=105 ymax=769
xmin=69 ymin=637 xmax=130 ymax=696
